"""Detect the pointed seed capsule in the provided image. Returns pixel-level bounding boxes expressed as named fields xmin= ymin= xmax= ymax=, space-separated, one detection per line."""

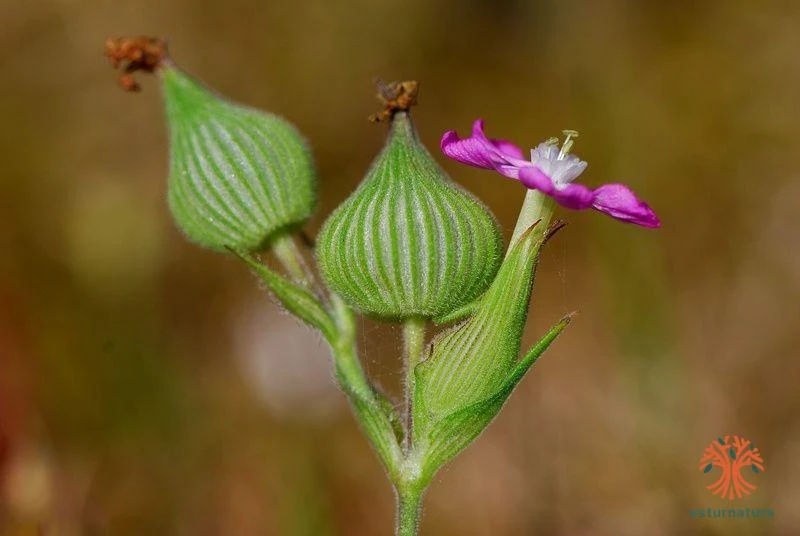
xmin=162 ymin=64 xmax=317 ymax=251
xmin=316 ymin=86 xmax=502 ymax=320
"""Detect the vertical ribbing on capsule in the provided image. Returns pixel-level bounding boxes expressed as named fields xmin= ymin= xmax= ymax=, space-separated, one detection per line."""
xmin=316 ymin=111 xmax=503 ymax=320
xmin=162 ymin=66 xmax=316 ymax=252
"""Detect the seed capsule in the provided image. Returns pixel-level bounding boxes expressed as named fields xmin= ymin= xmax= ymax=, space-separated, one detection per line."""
xmin=316 ymin=110 xmax=502 ymax=320
xmin=162 ymin=66 xmax=317 ymax=251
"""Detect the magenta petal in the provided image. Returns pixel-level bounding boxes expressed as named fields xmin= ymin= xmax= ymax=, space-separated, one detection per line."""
xmin=440 ymin=129 xmax=498 ymax=171
xmin=518 ymin=167 xmax=594 ymax=209
xmin=441 ymin=119 xmax=527 ymax=180
xmin=518 ymin=166 xmax=555 ymax=193
xmin=470 ymin=119 xmax=526 ymax=163
xmin=552 ymin=183 xmax=596 ymax=209
xmin=491 ymin=138 xmax=525 ymax=159
xmin=443 ymin=120 xmax=661 ymax=229
xmin=591 ymin=183 xmax=661 ymax=227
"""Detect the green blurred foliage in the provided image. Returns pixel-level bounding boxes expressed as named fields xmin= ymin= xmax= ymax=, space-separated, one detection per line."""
xmin=1 ymin=0 xmax=799 ymax=534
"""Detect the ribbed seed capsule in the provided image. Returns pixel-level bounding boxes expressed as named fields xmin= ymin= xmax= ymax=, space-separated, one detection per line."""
xmin=162 ymin=66 xmax=316 ymax=252
xmin=316 ymin=111 xmax=502 ymax=320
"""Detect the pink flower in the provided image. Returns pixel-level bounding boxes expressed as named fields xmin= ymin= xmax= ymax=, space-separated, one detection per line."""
xmin=441 ymin=120 xmax=660 ymax=228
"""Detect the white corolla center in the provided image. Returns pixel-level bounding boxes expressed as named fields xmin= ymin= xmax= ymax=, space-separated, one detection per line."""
xmin=529 ymin=130 xmax=587 ymax=188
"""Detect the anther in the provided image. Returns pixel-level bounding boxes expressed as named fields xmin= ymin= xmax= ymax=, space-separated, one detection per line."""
xmin=558 ymin=129 xmax=579 ymax=160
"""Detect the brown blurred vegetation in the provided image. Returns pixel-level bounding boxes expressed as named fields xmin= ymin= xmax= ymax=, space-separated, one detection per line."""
xmin=1 ymin=0 xmax=799 ymax=534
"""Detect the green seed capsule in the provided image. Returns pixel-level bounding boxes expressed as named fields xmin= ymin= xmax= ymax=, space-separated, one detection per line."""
xmin=162 ymin=66 xmax=316 ymax=252
xmin=316 ymin=111 xmax=502 ymax=320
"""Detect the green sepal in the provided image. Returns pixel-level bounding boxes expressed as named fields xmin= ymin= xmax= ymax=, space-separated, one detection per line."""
xmin=434 ymin=299 xmax=480 ymax=325
xmin=418 ymin=315 xmax=571 ymax=477
xmin=228 ymin=247 xmax=336 ymax=342
xmin=412 ymin=222 xmax=569 ymax=478
xmin=415 ymin=224 xmax=544 ymax=419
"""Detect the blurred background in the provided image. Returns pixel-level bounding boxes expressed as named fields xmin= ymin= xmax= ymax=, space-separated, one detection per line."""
xmin=2 ymin=0 xmax=799 ymax=534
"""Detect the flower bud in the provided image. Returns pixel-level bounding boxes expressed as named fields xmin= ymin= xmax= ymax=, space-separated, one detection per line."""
xmin=316 ymin=110 xmax=502 ymax=320
xmin=162 ymin=65 xmax=316 ymax=251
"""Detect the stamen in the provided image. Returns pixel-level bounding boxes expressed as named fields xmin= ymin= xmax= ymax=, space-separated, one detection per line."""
xmin=558 ymin=129 xmax=579 ymax=160
xmin=545 ymin=137 xmax=559 ymax=146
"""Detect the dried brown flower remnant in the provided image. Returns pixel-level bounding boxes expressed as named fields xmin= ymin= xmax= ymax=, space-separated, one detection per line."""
xmin=104 ymin=36 xmax=168 ymax=92
xmin=369 ymin=80 xmax=419 ymax=123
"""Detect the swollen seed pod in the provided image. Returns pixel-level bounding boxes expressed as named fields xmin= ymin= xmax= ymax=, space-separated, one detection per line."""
xmin=162 ymin=65 xmax=316 ymax=252
xmin=316 ymin=109 xmax=502 ymax=320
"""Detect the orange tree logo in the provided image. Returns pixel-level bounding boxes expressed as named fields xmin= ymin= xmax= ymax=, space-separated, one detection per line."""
xmin=699 ymin=435 xmax=765 ymax=500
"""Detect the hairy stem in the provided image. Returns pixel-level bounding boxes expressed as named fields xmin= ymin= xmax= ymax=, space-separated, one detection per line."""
xmin=271 ymin=233 xmax=314 ymax=287
xmin=330 ymin=294 xmax=403 ymax=476
xmin=330 ymin=295 xmax=369 ymax=394
xmin=395 ymin=483 xmax=424 ymax=536
xmin=269 ymin=235 xmax=431 ymax=533
xmin=402 ymin=317 xmax=426 ymax=451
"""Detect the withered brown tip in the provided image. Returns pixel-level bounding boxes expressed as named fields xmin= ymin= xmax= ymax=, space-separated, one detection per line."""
xmin=369 ymin=79 xmax=419 ymax=123
xmin=104 ymin=36 xmax=168 ymax=93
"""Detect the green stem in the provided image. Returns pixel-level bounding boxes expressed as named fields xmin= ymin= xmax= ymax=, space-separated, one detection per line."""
xmin=271 ymin=233 xmax=313 ymax=287
xmin=402 ymin=317 xmax=426 ymax=451
xmin=330 ymin=294 xmax=403 ymax=477
xmin=330 ymin=294 xmax=370 ymax=394
xmin=263 ymin=233 xmax=412 ymax=532
xmin=509 ymin=189 xmax=555 ymax=250
xmin=270 ymin=234 xmax=429 ymax=534
xmin=395 ymin=484 xmax=424 ymax=536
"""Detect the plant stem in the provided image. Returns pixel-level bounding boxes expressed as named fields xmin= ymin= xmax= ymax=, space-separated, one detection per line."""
xmin=268 ymin=235 xmax=404 ymax=475
xmin=264 ymin=232 xmax=419 ymax=534
xmin=395 ymin=483 xmax=424 ymax=536
xmin=402 ymin=317 xmax=426 ymax=451
xmin=270 ymin=235 xmax=432 ymax=535
xmin=330 ymin=294 xmax=403 ymax=477
xmin=271 ymin=233 xmax=313 ymax=287
xmin=330 ymin=294 xmax=369 ymax=394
